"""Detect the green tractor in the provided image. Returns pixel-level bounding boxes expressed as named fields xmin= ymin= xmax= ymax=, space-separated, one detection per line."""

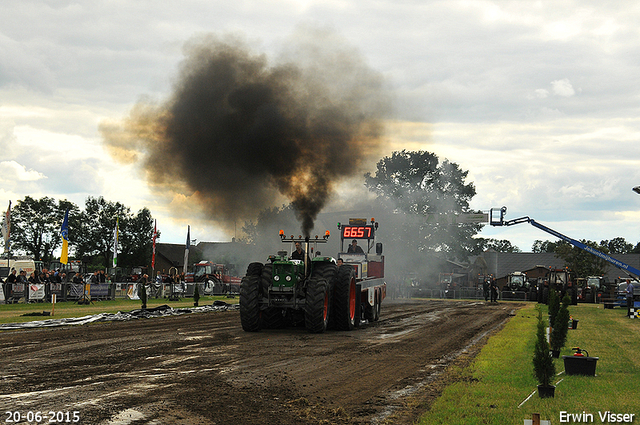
xmin=240 ymin=234 xmax=358 ymax=333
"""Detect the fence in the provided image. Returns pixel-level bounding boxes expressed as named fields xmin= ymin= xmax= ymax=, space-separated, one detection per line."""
xmin=411 ymin=288 xmax=533 ymax=301
xmin=1 ymin=281 xmax=239 ymax=304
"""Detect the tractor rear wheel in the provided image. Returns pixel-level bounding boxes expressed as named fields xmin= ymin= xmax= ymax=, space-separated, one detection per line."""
xmin=240 ymin=274 xmax=262 ymax=332
xmin=332 ymin=265 xmax=356 ymax=331
xmin=305 ymin=277 xmax=330 ymax=333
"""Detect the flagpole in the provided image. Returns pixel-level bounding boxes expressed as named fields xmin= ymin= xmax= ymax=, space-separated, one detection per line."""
xmin=151 ymin=219 xmax=157 ymax=277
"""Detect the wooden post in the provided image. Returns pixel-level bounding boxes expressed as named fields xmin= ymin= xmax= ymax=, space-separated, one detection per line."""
xmin=51 ymin=294 xmax=56 ymax=316
xmin=532 ymin=413 xmax=541 ymax=425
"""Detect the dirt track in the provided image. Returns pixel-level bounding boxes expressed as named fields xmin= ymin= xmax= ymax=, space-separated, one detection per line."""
xmin=0 ymin=299 xmax=519 ymax=425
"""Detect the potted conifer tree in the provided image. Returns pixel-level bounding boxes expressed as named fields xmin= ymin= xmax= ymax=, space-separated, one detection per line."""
xmin=550 ymin=293 xmax=571 ymax=358
xmin=533 ymin=308 xmax=556 ymax=398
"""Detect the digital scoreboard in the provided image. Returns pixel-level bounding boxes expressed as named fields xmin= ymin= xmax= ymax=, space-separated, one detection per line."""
xmin=341 ymin=225 xmax=375 ymax=240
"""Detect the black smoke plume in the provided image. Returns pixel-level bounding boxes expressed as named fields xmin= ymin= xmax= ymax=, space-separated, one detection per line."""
xmin=101 ymin=29 xmax=390 ymax=236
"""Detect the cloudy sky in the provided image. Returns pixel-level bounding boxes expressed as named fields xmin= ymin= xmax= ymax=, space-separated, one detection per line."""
xmin=2 ymin=0 xmax=640 ymax=252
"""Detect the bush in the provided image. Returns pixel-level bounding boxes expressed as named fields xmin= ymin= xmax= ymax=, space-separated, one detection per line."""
xmin=550 ymin=293 xmax=571 ymax=353
xmin=533 ymin=308 xmax=555 ymax=387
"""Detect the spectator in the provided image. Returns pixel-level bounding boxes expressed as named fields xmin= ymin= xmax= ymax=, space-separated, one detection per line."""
xmin=17 ymin=270 xmax=28 ymax=284
xmin=72 ymin=272 xmax=84 ymax=285
xmin=490 ymin=278 xmax=499 ymax=303
xmin=626 ymin=279 xmax=635 ymax=317
xmin=6 ymin=268 xmax=17 ymax=284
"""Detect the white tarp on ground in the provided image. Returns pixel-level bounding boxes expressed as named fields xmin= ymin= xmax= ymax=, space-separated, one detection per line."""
xmin=0 ymin=301 xmax=239 ymax=330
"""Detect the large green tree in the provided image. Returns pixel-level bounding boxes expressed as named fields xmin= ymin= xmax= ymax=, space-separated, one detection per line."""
xmin=364 ymin=150 xmax=479 ymax=256
xmin=74 ymin=197 xmax=156 ymax=270
xmin=10 ymin=196 xmax=80 ymax=263
xmin=364 ymin=150 xmax=480 ymax=281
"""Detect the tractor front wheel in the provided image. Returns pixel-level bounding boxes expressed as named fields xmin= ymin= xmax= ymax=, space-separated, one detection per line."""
xmin=240 ymin=274 xmax=262 ymax=332
xmin=305 ymin=277 xmax=330 ymax=333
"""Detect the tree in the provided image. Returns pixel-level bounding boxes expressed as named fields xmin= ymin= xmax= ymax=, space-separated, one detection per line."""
xmin=10 ymin=196 xmax=80 ymax=263
xmin=531 ymin=240 xmax=560 ymax=253
xmin=75 ymin=197 xmax=130 ymax=269
xmin=471 ymin=238 xmax=521 ymax=254
xmin=550 ymin=292 xmax=571 ymax=356
xmin=364 ymin=150 xmax=479 ymax=262
xmin=119 ymin=207 xmax=156 ymax=268
xmin=554 ymin=239 xmax=609 ymax=277
xmin=533 ymin=308 xmax=555 ymax=390
xmin=600 ymin=237 xmax=633 ymax=254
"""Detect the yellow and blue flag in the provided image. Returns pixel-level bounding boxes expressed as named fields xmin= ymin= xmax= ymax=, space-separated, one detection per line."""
xmin=60 ymin=209 xmax=69 ymax=264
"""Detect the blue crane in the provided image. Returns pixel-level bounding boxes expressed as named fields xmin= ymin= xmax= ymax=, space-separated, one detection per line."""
xmin=489 ymin=206 xmax=640 ymax=279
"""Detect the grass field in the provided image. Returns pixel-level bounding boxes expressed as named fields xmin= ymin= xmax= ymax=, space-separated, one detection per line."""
xmin=417 ymin=302 xmax=640 ymax=425
xmin=0 ymin=296 xmax=238 ymax=325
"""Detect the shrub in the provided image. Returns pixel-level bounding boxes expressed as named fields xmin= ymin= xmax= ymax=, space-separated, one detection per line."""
xmin=533 ymin=308 xmax=555 ymax=387
xmin=550 ymin=293 xmax=571 ymax=353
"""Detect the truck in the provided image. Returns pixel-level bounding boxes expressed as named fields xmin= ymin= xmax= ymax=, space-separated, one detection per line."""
xmin=490 ymin=206 xmax=640 ymax=305
xmin=0 ymin=257 xmax=44 ymax=279
xmin=240 ymin=218 xmax=386 ymax=333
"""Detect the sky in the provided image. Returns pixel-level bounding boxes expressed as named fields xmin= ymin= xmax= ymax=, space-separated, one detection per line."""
xmin=2 ymin=0 xmax=640 ymax=253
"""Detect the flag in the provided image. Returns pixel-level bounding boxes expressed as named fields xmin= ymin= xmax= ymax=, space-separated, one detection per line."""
xmin=151 ymin=219 xmax=157 ymax=269
xmin=183 ymin=225 xmax=190 ymax=273
xmin=60 ymin=209 xmax=69 ymax=265
xmin=1 ymin=201 xmax=10 ymax=252
xmin=112 ymin=217 xmax=119 ymax=268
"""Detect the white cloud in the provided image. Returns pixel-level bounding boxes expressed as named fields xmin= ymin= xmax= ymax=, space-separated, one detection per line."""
xmin=551 ymin=78 xmax=576 ymax=97
xmin=0 ymin=160 xmax=47 ymax=182
xmin=535 ymin=89 xmax=549 ymax=98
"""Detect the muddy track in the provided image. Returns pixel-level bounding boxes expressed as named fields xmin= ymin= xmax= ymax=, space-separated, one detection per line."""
xmin=0 ymin=299 xmax=520 ymax=424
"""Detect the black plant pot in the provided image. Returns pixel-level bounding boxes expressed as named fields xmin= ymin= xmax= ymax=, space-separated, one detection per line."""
xmin=562 ymin=356 xmax=598 ymax=376
xmin=551 ymin=349 xmax=561 ymax=358
xmin=537 ymin=385 xmax=556 ymax=398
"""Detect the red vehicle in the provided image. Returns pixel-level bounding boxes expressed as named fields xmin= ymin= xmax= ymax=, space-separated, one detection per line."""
xmin=186 ymin=261 xmax=241 ymax=294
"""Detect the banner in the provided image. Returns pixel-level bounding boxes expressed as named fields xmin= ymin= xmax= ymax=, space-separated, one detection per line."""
xmin=127 ymin=284 xmax=139 ymax=300
xmin=28 ymin=284 xmax=46 ymax=301
xmin=60 ymin=209 xmax=69 ymax=264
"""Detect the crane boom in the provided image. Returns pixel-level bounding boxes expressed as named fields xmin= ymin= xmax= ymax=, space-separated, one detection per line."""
xmin=490 ymin=206 xmax=640 ymax=279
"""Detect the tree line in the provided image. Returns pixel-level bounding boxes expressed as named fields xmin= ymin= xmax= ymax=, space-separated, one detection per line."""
xmin=7 ymin=196 xmax=156 ymax=271
xmin=532 ymin=237 xmax=640 ymax=278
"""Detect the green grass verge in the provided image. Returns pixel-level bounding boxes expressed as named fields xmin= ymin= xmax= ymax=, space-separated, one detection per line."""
xmin=417 ymin=302 xmax=640 ymax=424
xmin=0 ymin=296 xmax=238 ymax=325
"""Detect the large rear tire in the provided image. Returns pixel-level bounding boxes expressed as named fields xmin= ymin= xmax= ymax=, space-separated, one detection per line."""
xmin=305 ymin=277 xmax=330 ymax=333
xmin=240 ymin=274 xmax=262 ymax=332
xmin=332 ymin=265 xmax=357 ymax=331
